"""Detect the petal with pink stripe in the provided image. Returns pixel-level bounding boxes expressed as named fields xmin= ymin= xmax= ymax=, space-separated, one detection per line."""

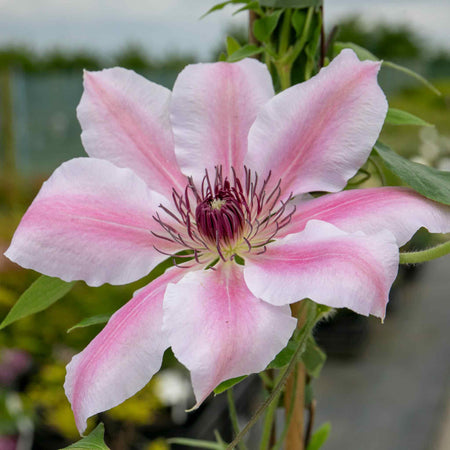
xmin=65 ymin=268 xmax=182 ymax=434
xmin=78 ymin=67 xmax=186 ymax=197
xmin=244 ymin=220 xmax=399 ymax=319
xmin=163 ymin=263 xmax=296 ymax=407
xmin=171 ymin=58 xmax=274 ymax=182
xmin=5 ymin=158 xmax=171 ymax=286
xmin=281 ymin=187 xmax=450 ymax=246
xmin=245 ymin=49 xmax=387 ymax=197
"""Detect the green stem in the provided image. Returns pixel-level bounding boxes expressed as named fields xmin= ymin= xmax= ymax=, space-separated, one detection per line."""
xmin=399 ymin=240 xmax=450 ymax=264
xmin=259 ymin=371 xmax=283 ymax=450
xmin=227 ymin=389 xmax=247 ymax=450
xmin=276 ymin=63 xmax=292 ymax=90
xmin=289 ymin=7 xmax=314 ymax=64
xmin=272 ymin=368 xmax=298 ymax=450
xmin=226 ymin=305 xmax=320 ymax=450
xmin=382 ymin=61 xmax=441 ymax=96
xmin=368 ymin=155 xmax=387 ymax=186
xmin=258 ymin=371 xmax=274 ymax=390
xmin=167 ymin=438 xmax=224 ymax=449
xmin=278 ymin=9 xmax=292 ymax=56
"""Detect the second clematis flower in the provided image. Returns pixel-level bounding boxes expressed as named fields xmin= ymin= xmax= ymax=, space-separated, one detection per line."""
xmin=5 ymin=49 xmax=450 ymax=434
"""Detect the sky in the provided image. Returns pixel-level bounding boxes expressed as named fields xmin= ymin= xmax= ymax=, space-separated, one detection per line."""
xmin=0 ymin=0 xmax=449 ymax=60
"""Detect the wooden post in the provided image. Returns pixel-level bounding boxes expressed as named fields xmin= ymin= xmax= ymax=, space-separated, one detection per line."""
xmin=284 ymin=302 xmax=307 ymax=450
xmin=0 ymin=67 xmax=18 ymax=206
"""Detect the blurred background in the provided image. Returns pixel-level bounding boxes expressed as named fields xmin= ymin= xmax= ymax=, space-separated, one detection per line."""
xmin=0 ymin=1 xmax=449 ymax=449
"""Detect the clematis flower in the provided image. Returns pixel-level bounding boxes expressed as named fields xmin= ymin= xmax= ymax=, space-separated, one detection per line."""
xmin=5 ymin=49 xmax=450 ymax=433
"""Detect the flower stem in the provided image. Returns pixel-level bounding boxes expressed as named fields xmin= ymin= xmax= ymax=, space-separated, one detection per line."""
xmin=278 ymin=9 xmax=292 ymax=57
xmin=276 ymin=64 xmax=292 ymax=91
xmin=259 ymin=372 xmax=283 ymax=450
xmin=284 ymin=302 xmax=307 ymax=450
xmin=226 ymin=303 xmax=320 ymax=450
xmin=289 ymin=7 xmax=314 ymax=64
xmin=227 ymin=389 xmax=247 ymax=450
xmin=272 ymin=367 xmax=298 ymax=450
xmin=399 ymin=240 xmax=450 ymax=264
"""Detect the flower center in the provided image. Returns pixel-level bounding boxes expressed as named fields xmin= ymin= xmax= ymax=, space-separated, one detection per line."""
xmin=152 ymin=166 xmax=296 ymax=266
xmin=195 ymin=187 xmax=245 ymax=246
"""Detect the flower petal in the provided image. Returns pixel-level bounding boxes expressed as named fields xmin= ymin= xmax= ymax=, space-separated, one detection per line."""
xmin=64 ymin=268 xmax=182 ymax=434
xmin=281 ymin=187 xmax=450 ymax=246
xmin=163 ymin=263 xmax=296 ymax=407
xmin=171 ymin=59 xmax=274 ymax=182
xmin=5 ymin=158 xmax=171 ymax=286
xmin=244 ymin=220 xmax=399 ymax=319
xmin=78 ymin=67 xmax=186 ymax=197
xmin=245 ymin=49 xmax=387 ymax=196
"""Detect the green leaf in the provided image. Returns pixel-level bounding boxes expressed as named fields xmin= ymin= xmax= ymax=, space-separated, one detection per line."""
xmin=201 ymin=0 xmax=255 ymax=18
xmin=302 ymin=336 xmax=326 ymax=378
xmin=291 ymin=9 xmax=306 ymax=35
xmin=200 ymin=1 xmax=232 ymax=19
xmin=167 ymin=438 xmax=224 ymax=449
xmin=226 ymin=36 xmax=241 ymax=56
xmin=260 ymin=0 xmax=322 ymax=7
xmin=0 ymin=275 xmax=75 ymax=330
xmin=227 ymin=44 xmax=263 ymax=62
xmin=304 ymin=11 xmax=322 ymax=75
xmin=232 ymin=1 xmax=260 ymax=15
xmin=385 ymin=108 xmax=432 ymax=127
xmin=214 ymin=375 xmax=247 ymax=394
xmin=268 ymin=339 xmax=297 ymax=369
xmin=306 ymin=422 xmax=331 ymax=450
xmin=63 ymin=423 xmax=109 ymax=449
xmin=267 ymin=335 xmax=325 ymax=376
xmin=374 ymin=141 xmax=450 ymax=205
xmin=67 ymin=313 xmax=112 ymax=333
xmin=218 ymin=52 xmax=227 ymax=62
xmin=253 ymin=10 xmax=283 ymax=43
xmin=333 ymin=41 xmax=378 ymax=61
xmin=382 ymin=61 xmax=441 ymax=96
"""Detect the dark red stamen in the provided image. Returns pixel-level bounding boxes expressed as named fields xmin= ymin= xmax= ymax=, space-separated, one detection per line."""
xmin=152 ymin=166 xmax=295 ymax=263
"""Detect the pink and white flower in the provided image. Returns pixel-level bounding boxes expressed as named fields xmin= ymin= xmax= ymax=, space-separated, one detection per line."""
xmin=5 ymin=50 xmax=450 ymax=433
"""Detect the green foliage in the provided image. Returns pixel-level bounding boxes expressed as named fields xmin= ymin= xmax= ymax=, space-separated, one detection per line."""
xmin=114 ymin=44 xmax=154 ymax=71
xmin=226 ymin=36 xmax=242 ymax=55
xmin=41 ymin=50 xmax=100 ymax=72
xmin=227 ymin=45 xmax=264 ymax=62
xmin=215 ymin=329 xmax=325 ymax=394
xmin=214 ymin=375 xmax=247 ymax=394
xmin=301 ymin=336 xmax=326 ymax=378
xmin=0 ymin=276 xmax=75 ymax=330
xmin=67 ymin=313 xmax=112 ymax=333
xmin=232 ymin=1 xmax=261 ymax=15
xmin=267 ymin=340 xmax=297 ymax=369
xmin=267 ymin=335 xmax=325 ymax=377
xmin=201 ymin=0 xmax=255 ymax=19
xmin=383 ymin=60 xmax=441 ymax=96
xmin=333 ymin=41 xmax=377 ymax=61
xmin=385 ymin=108 xmax=432 ymax=127
xmin=335 ymin=17 xmax=421 ymax=61
xmin=0 ymin=46 xmax=36 ymax=72
xmin=374 ymin=141 xmax=450 ymax=205
xmin=167 ymin=437 xmax=225 ymax=449
xmin=201 ymin=1 xmax=236 ymax=18
xmin=291 ymin=9 xmax=307 ymax=35
xmin=63 ymin=423 xmax=109 ymax=449
xmin=0 ymin=44 xmax=196 ymax=73
xmin=253 ymin=10 xmax=283 ymax=43
xmin=260 ymin=0 xmax=322 ymax=7
xmin=306 ymin=422 xmax=331 ymax=450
